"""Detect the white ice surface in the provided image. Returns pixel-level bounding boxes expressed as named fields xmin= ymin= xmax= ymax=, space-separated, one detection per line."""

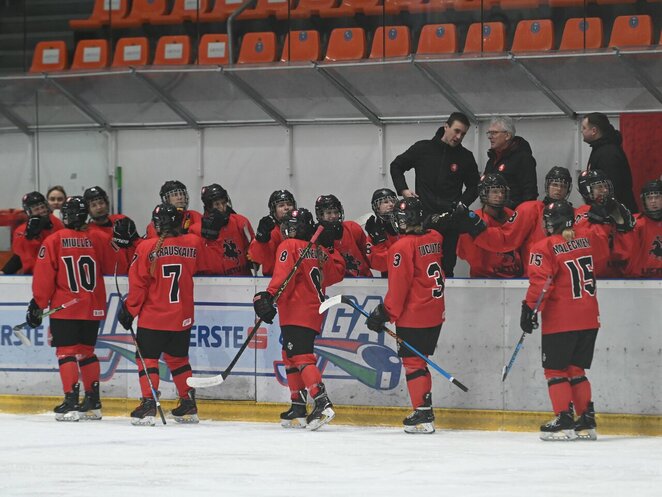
xmin=1 ymin=413 xmax=660 ymax=497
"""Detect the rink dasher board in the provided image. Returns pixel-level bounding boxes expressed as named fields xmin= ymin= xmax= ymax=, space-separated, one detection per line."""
xmin=0 ymin=276 xmax=660 ymax=415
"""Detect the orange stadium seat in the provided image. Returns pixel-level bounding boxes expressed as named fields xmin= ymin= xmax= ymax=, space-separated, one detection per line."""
xmin=198 ymin=34 xmax=230 ymax=65
xmin=111 ymin=0 xmax=168 ymax=28
xmin=238 ymin=32 xmax=278 ymax=64
xmin=511 ymin=20 xmax=553 ymax=53
xmin=369 ymin=26 xmax=411 ymax=58
xmin=71 ymin=39 xmax=109 ymax=70
xmin=30 ymin=41 xmax=68 ymax=73
xmin=289 ymin=0 xmax=337 ymax=18
xmin=197 ymin=0 xmax=248 ymax=22
xmin=320 ymin=0 xmax=381 ymax=17
xmin=609 ymin=15 xmax=653 ymax=47
xmin=559 ymin=18 xmax=603 ymax=50
xmin=112 ymin=37 xmax=150 ymax=67
xmin=417 ymin=24 xmax=458 ymax=54
xmin=150 ymin=0 xmax=211 ymax=24
xmin=153 ymin=36 xmax=192 ymax=65
xmin=464 ymin=22 xmax=506 ymax=53
xmin=325 ymin=28 xmax=367 ymax=61
xmin=69 ymin=0 xmax=129 ymax=30
xmin=281 ymin=30 xmax=321 ymax=62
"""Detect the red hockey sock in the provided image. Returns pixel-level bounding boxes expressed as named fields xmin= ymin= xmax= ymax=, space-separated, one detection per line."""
xmin=138 ymin=358 xmax=160 ymax=398
xmin=544 ymin=369 xmax=572 ymax=414
xmin=78 ymin=345 xmax=99 ymax=392
xmin=568 ymin=365 xmax=592 ymax=415
xmin=56 ymin=346 xmax=80 ymax=393
xmin=403 ymin=357 xmax=431 ymax=409
xmin=290 ymin=353 xmax=321 ymax=397
xmin=164 ymin=354 xmax=192 ymax=398
xmin=282 ymin=351 xmax=305 ymax=400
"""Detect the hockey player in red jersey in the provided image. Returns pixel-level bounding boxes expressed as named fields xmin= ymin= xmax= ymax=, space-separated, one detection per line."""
xmin=364 ymin=188 xmax=400 ymax=275
xmin=10 ymin=191 xmax=64 ymax=274
xmin=248 ymin=190 xmax=296 ymax=276
xmin=145 ymin=180 xmax=202 ymax=238
xmin=253 ymin=208 xmax=345 ymax=430
xmin=189 ymin=183 xmax=255 ymax=276
xmin=118 ymin=203 xmax=226 ymax=426
xmin=457 ymin=173 xmax=524 ymax=278
xmin=315 ymin=194 xmax=372 ymax=277
xmin=521 ymin=200 xmax=612 ymax=441
xmin=26 ymin=196 xmax=127 ymax=421
xmin=365 ymin=197 xmax=446 ymax=434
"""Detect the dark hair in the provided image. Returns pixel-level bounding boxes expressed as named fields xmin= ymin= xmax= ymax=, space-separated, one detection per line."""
xmin=47 ymin=185 xmax=66 ymax=198
xmin=584 ymin=112 xmax=614 ymax=137
xmin=447 ymin=112 xmax=470 ymax=128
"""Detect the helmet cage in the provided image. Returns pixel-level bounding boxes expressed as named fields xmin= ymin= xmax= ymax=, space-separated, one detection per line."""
xmin=371 ymin=189 xmax=398 ymax=222
xmin=478 ymin=174 xmax=510 ymax=208
xmin=22 ymin=191 xmax=48 ymax=216
xmin=641 ymin=180 xmax=662 ymax=221
xmin=160 ymin=181 xmax=189 ymax=209
xmin=269 ymin=190 xmax=296 ymax=219
xmin=544 ymin=167 xmax=572 ymax=200
xmin=578 ymin=171 xmax=613 ymax=204
xmin=315 ymin=194 xmax=344 ymax=223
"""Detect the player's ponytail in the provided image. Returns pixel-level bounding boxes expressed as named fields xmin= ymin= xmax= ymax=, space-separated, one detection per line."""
xmin=561 ymin=227 xmax=575 ymax=242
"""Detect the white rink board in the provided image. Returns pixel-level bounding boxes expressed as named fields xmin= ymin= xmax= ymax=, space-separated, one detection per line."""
xmin=0 ymin=276 xmax=660 ymax=414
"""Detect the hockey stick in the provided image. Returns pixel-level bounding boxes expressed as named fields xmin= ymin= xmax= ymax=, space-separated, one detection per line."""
xmin=188 ymin=224 xmax=325 ymax=389
xmin=12 ymin=298 xmax=80 ymax=346
xmin=114 ymin=264 xmax=167 ymax=425
xmin=243 ymin=224 xmax=258 ymax=277
xmin=501 ymin=275 xmax=553 ymax=382
xmin=319 ymin=295 xmax=469 ymax=392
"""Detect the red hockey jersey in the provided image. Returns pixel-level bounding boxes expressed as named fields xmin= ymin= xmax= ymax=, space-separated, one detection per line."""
xmin=267 ymin=238 xmax=345 ymax=332
xmin=367 ymin=231 xmax=399 ymax=274
xmin=248 ymin=224 xmax=283 ymax=276
xmin=125 ymin=234 xmax=225 ymax=331
xmin=574 ymin=204 xmax=627 ymax=278
xmin=384 ymin=230 xmax=446 ymax=328
xmin=335 ymin=221 xmax=372 ymax=277
xmin=87 ymin=214 xmax=128 ymax=237
xmin=145 ymin=209 xmax=202 ymax=239
xmin=616 ymin=215 xmax=662 ymax=278
xmin=12 ymin=214 xmax=64 ymax=274
xmin=32 ymin=228 xmax=125 ymax=320
xmin=525 ymin=225 xmax=610 ymax=334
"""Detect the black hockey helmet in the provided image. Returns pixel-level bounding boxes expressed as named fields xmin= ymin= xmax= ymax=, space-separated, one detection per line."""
xmin=201 ymin=183 xmax=231 ymax=210
xmin=22 ymin=191 xmax=48 ymax=215
xmin=393 ymin=197 xmax=424 ymax=233
xmin=152 ymin=203 xmax=183 ymax=236
xmin=578 ymin=170 xmax=613 ymax=204
xmin=641 ymin=179 xmax=662 ymax=221
xmin=545 ymin=166 xmax=572 ymax=200
xmin=543 ymin=200 xmax=575 ymax=236
xmin=478 ymin=173 xmax=510 ymax=208
xmin=268 ymin=190 xmax=296 ymax=219
xmin=61 ymin=196 xmax=89 ymax=230
xmin=160 ymin=180 xmax=189 ymax=209
xmin=315 ymin=194 xmax=344 ymax=223
xmin=83 ymin=186 xmax=109 ymax=206
xmin=280 ymin=207 xmax=315 ymax=241
xmin=371 ymin=188 xmax=398 ymax=221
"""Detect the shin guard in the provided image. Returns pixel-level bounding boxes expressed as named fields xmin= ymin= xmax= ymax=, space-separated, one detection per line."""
xmin=138 ymin=358 xmax=160 ymax=398
xmin=164 ymin=354 xmax=192 ymax=398
xmin=544 ymin=369 xmax=572 ymax=415
xmin=78 ymin=345 xmax=100 ymax=392
xmin=282 ymin=351 xmax=306 ymax=400
xmin=568 ymin=365 xmax=592 ymax=415
xmin=290 ymin=353 xmax=321 ymax=397
xmin=56 ymin=346 xmax=80 ymax=393
xmin=403 ymin=357 xmax=431 ymax=409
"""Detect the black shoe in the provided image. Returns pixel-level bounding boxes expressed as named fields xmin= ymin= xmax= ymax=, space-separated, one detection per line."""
xmin=54 ymin=383 xmax=80 ymax=422
xmin=403 ymin=392 xmax=435 ymax=434
xmin=540 ymin=410 xmax=577 ymax=441
xmin=574 ymin=402 xmax=597 ymax=440
xmin=171 ymin=389 xmax=199 ymax=424
xmin=79 ymin=381 xmax=102 ymax=420
xmin=131 ymin=398 xmax=157 ymax=426
xmin=306 ymin=384 xmax=335 ymax=431
xmin=280 ymin=390 xmax=308 ymax=428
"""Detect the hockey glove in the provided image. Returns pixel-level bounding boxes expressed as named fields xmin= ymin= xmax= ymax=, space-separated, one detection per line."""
xmin=452 ymin=205 xmax=487 ymax=237
xmin=606 ymin=198 xmax=636 ymax=233
xmin=118 ymin=301 xmax=134 ymax=330
xmin=520 ymin=301 xmax=538 ymax=334
xmin=366 ymin=303 xmax=390 ymax=333
xmin=365 ymin=215 xmax=387 ymax=245
xmin=25 ymin=298 xmax=42 ymax=328
xmin=255 ymin=216 xmax=275 ymax=243
xmin=201 ymin=208 xmax=230 ymax=240
xmin=316 ymin=223 xmax=336 ymax=250
xmin=25 ymin=216 xmax=51 ymax=240
xmin=112 ymin=217 xmax=139 ymax=248
xmin=587 ymin=203 xmax=611 ymax=225
xmin=253 ymin=291 xmax=277 ymax=324
xmin=423 ymin=212 xmax=453 ymax=235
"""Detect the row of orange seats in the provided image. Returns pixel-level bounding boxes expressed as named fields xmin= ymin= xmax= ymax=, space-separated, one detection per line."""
xmin=32 ymin=15 xmax=659 ymax=72
xmin=70 ymin=0 xmax=662 ymax=30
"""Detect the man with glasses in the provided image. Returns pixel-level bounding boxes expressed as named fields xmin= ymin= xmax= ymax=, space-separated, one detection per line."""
xmin=484 ymin=116 xmax=538 ymax=208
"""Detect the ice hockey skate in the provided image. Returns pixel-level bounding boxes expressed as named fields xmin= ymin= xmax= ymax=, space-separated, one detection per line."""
xmin=171 ymin=389 xmax=199 ymax=424
xmin=54 ymin=383 xmax=80 ymax=422
xmin=131 ymin=397 xmax=157 ymax=426
xmin=306 ymin=384 xmax=335 ymax=431
xmin=78 ymin=381 xmax=102 ymax=420
xmin=574 ymin=402 xmax=597 ymax=441
xmin=280 ymin=390 xmax=308 ymax=429
xmin=540 ymin=410 xmax=578 ymax=441
xmin=403 ymin=393 xmax=435 ymax=434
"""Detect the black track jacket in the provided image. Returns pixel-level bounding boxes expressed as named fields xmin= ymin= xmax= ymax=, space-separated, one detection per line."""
xmin=484 ymin=136 xmax=538 ymax=209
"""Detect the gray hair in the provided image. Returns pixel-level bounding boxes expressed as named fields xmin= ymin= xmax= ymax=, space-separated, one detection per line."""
xmin=490 ymin=116 xmax=516 ymax=136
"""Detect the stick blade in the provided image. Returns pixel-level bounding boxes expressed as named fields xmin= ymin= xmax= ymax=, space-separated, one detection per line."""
xmin=187 ymin=374 xmax=225 ymax=389
xmin=501 ymin=365 xmax=508 ymax=382
xmin=318 ymin=295 xmax=343 ymax=314
xmin=13 ymin=330 xmax=32 ymax=347
xmin=451 ymin=377 xmax=469 ymax=392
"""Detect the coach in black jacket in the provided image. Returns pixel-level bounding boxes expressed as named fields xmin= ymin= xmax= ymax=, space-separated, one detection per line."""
xmin=390 ymin=112 xmax=480 ymax=276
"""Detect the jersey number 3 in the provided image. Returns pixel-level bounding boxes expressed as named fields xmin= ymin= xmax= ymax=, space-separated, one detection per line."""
xmin=427 ymin=262 xmax=445 ymax=299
